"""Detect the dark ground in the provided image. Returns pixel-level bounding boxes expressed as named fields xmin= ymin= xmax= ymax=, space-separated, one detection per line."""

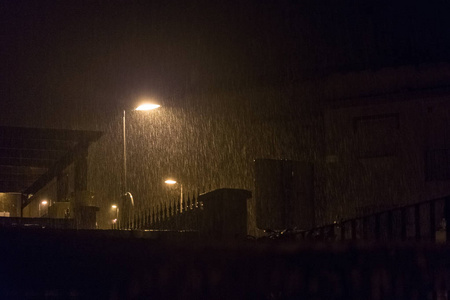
xmin=1 ymin=227 xmax=449 ymax=299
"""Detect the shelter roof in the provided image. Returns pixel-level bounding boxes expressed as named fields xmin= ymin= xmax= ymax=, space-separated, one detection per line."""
xmin=0 ymin=126 xmax=102 ymax=195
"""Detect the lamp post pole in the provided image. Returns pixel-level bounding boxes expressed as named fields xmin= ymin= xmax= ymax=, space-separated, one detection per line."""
xmin=38 ymin=200 xmax=47 ymax=217
xmin=112 ymin=205 xmax=119 ymax=229
xmin=123 ymin=110 xmax=127 ymax=195
xmin=120 ymin=103 xmax=160 ymax=229
xmin=180 ymin=183 xmax=183 ymax=212
xmin=120 ymin=110 xmax=128 ymax=229
xmin=165 ymin=179 xmax=183 ymax=212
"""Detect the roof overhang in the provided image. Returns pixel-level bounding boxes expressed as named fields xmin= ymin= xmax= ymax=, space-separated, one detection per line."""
xmin=0 ymin=126 xmax=102 ymax=195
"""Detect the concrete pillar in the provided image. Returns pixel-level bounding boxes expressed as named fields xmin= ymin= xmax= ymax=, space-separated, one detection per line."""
xmin=74 ymin=150 xmax=98 ymax=229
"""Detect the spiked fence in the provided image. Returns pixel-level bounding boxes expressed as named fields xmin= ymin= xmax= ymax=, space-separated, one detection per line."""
xmin=300 ymin=195 xmax=450 ymax=242
xmin=125 ymin=188 xmax=251 ymax=239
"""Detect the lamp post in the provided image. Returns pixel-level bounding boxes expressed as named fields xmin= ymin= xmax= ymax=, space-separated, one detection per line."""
xmin=111 ymin=204 xmax=119 ymax=229
xmin=38 ymin=200 xmax=48 ymax=217
xmin=121 ymin=102 xmax=160 ymax=228
xmin=164 ymin=179 xmax=183 ymax=212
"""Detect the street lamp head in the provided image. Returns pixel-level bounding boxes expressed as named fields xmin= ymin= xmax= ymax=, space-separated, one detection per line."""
xmin=112 ymin=205 xmax=117 ymax=209
xmin=41 ymin=200 xmax=48 ymax=205
xmin=165 ymin=179 xmax=177 ymax=185
xmin=123 ymin=192 xmax=134 ymax=206
xmin=135 ymin=103 xmax=160 ymax=111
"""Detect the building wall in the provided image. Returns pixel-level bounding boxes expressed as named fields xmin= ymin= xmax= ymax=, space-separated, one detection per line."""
xmin=0 ymin=193 xmax=21 ymax=217
xmin=323 ymin=94 xmax=450 ymax=222
xmin=424 ymin=99 xmax=450 ymax=199
xmin=22 ymin=178 xmax=57 ymax=218
xmin=22 ymin=164 xmax=76 ymax=218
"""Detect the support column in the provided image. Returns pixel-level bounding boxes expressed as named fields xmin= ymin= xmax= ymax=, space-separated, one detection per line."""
xmin=74 ymin=148 xmax=98 ymax=229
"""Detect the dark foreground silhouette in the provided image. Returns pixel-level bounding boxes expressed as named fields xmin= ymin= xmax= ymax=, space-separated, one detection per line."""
xmin=0 ymin=227 xmax=448 ymax=299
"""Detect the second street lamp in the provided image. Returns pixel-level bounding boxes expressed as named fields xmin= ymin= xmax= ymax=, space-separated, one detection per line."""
xmin=164 ymin=179 xmax=183 ymax=212
xmin=121 ymin=102 xmax=160 ymax=228
xmin=111 ymin=204 xmax=119 ymax=229
xmin=39 ymin=200 xmax=48 ymax=217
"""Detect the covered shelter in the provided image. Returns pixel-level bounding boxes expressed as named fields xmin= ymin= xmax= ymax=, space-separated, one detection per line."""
xmin=0 ymin=126 xmax=102 ymax=229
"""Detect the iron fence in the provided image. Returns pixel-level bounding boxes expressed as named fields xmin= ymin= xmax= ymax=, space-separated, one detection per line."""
xmin=301 ymin=195 xmax=450 ymax=243
xmin=124 ymin=188 xmax=251 ymax=239
xmin=127 ymin=191 xmax=203 ymax=231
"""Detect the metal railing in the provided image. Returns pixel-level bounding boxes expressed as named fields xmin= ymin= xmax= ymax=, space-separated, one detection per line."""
xmin=125 ymin=191 xmax=203 ymax=230
xmin=124 ymin=189 xmax=251 ymax=239
xmin=301 ymin=195 xmax=450 ymax=242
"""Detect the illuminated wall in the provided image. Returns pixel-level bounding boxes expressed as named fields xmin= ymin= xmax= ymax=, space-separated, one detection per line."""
xmin=0 ymin=193 xmax=21 ymax=217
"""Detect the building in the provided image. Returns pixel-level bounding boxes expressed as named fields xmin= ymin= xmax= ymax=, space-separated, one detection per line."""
xmin=316 ymin=64 xmax=450 ymax=223
xmin=0 ymin=126 xmax=102 ymax=229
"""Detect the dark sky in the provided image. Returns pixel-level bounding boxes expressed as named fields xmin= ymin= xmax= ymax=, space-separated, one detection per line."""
xmin=2 ymin=0 xmax=450 ymax=129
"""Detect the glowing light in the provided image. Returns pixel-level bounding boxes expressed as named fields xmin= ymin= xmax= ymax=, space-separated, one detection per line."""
xmin=41 ymin=200 xmax=48 ymax=205
xmin=135 ymin=103 xmax=160 ymax=111
xmin=112 ymin=205 xmax=117 ymax=209
xmin=165 ymin=179 xmax=177 ymax=185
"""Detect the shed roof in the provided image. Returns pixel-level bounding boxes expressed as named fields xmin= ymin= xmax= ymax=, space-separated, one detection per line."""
xmin=0 ymin=126 xmax=102 ymax=194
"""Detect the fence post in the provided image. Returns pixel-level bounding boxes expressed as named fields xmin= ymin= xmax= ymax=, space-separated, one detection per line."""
xmin=193 ymin=193 xmax=199 ymax=230
xmin=340 ymin=222 xmax=345 ymax=241
xmin=401 ymin=208 xmax=407 ymax=241
xmin=387 ymin=211 xmax=393 ymax=240
xmin=362 ymin=217 xmax=368 ymax=240
xmin=375 ymin=214 xmax=381 ymax=240
xmin=142 ymin=210 xmax=146 ymax=227
xmin=173 ymin=201 xmax=181 ymax=230
xmin=444 ymin=196 xmax=450 ymax=242
xmin=415 ymin=204 xmax=421 ymax=241
xmin=351 ymin=219 xmax=357 ymax=240
xmin=135 ymin=211 xmax=139 ymax=229
xmin=429 ymin=201 xmax=436 ymax=242
xmin=319 ymin=227 xmax=324 ymax=241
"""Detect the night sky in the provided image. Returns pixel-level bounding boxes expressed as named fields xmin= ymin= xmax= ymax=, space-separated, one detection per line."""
xmin=2 ymin=0 xmax=450 ymax=129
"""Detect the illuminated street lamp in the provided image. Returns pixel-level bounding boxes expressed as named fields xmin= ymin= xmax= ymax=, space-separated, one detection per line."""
xmin=164 ymin=179 xmax=183 ymax=212
xmin=121 ymin=102 xmax=160 ymax=228
xmin=135 ymin=103 xmax=160 ymax=111
xmin=111 ymin=204 xmax=119 ymax=229
xmin=38 ymin=200 xmax=48 ymax=217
